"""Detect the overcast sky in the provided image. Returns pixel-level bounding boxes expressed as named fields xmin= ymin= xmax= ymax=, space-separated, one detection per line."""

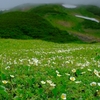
xmin=0 ymin=0 xmax=100 ymax=10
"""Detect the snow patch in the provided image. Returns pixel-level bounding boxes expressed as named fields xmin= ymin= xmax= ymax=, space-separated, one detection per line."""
xmin=75 ymin=15 xmax=99 ymax=23
xmin=62 ymin=4 xmax=77 ymax=9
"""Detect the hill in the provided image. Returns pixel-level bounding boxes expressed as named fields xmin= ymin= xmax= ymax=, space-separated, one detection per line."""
xmin=31 ymin=4 xmax=100 ymax=42
xmin=0 ymin=4 xmax=100 ymax=43
xmin=0 ymin=11 xmax=80 ymax=43
xmin=8 ymin=3 xmax=40 ymax=11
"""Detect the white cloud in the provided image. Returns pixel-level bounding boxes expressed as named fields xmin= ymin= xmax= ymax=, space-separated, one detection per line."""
xmin=0 ymin=0 xmax=100 ymax=10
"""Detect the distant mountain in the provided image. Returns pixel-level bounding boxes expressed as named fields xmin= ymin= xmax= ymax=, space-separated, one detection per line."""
xmin=31 ymin=4 xmax=100 ymax=42
xmin=0 ymin=4 xmax=100 ymax=43
xmin=9 ymin=3 xmax=41 ymax=11
xmin=0 ymin=10 xmax=80 ymax=43
xmin=0 ymin=10 xmax=3 ymax=14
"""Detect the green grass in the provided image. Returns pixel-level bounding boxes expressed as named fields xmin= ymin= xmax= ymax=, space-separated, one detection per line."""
xmin=0 ymin=4 xmax=100 ymax=42
xmin=0 ymin=10 xmax=81 ymax=43
xmin=31 ymin=4 xmax=100 ymax=40
xmin=0 ymin=39 xmax=100 ymax=100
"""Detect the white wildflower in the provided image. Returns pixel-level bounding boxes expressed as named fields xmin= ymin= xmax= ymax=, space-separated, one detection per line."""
xmin=10 ymin=75 xmax=14 ymax=78
xmin=2 ymin=80 xmax=8 ymax=84
xmin=5 ymin=66 xmax=10 ymax=70
xmin=72 ymin=69 xmax=76 ymax=73
xmin=75 ymin=81 xmax=81 ymax=84
xmin=94 ymin=69 xmax=98 ymax=75
xmin=61 ymin=93 xmax=66 ymax=100
xmin=70 ymin=77 xmax=76 ymax=81
xmin=50 ymin=83 xmax=56 ymax=87
xmin=90 ymin=82 xmax=96 ymax=86
xmin=41 ymin=81 xmax=46 ymax=84
xmin=65 ymin=73 xmax=70 ymax=76
xmin=81 ymin=72 xmax=86 ymax=74
xmin=94 ymin=69 xmax=100 ymax=78
xmin=56 ymin=70 xmax=59 ymax=74
xmin=88 ymin=69 xmax=92 ymax=72
xmin=98 ymin=83 xmax=100 ymax=86
xmin=57 ymin=73 xmax=62 ymax=77
xmin=47 ymin=80 xmax=52 ymax=84
xmin=32 ymin=58 xmax=39 ymax=66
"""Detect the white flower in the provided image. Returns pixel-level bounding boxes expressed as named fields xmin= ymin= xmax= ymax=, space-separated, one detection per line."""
xmin=70 ymin=77 xmax=75 ymax=81
xmin=94 ymin=69 xmax=98 ymax=75
xmin=57 ymin=73 xmax=62 ymax=77
xmin=81 ymin=72 xmax=86 ymax=74
xmin=41 ymin=81 xmax=46 ymax=84
xmin=75 ymin=81 xmax=81 ymax=84
xmin=88 ymin=69 xmax=92 ymax=72
xmin=98 ymin=65 xmax=100 ymax=67
xmin=85 ymin=61 xmax=90 ymax=66
xmin=96 ymin=73 xmax=100 ymax=78
xmin=2 ymin=80 xmax=8 ymax=84
xmin=94 ymin=69 xmax=100 ymax=78
xmin=56 ymin=70 xmax=59 ymax=74
xmin=10 ymin=75 xmax=14 ymax=78
xmin=32 ymin=58 xmax=39 ymax=66
xmin=72 ymin=69 xmax=76 ymax=73
xmin=90 ymin=82 xmax=96 ymax=86
xmin=5 ymin=66 xmax=10 ymax=70
xmin=80 ymin=67 xmax=84 ymax=69
xmin=47 ymin=80 xmax=52 ymax=84
xmin=61 ymin=93 xmax=66 ymax=100
xmin=65 ymin=73 xmax=70 ymax=76
xmin=96 ymin=90 xmax=100 ymax=96
xmin=50 ymin=83 xmax=56 ymax=87
xmin=98 ymin=83 xmax=100 ymax=86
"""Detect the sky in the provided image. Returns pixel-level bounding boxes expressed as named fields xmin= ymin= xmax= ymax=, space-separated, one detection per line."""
xmin=0 ymin=0 xmax=100 ymax=10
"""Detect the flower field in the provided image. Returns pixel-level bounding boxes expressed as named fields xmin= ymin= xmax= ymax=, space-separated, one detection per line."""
xmin=0 ymin=39 xmax=100 ymax=100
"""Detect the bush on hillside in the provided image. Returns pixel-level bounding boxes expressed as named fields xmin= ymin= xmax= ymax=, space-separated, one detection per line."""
xmin=82 ymin=20 xmax=100 ymax=29
xmin=86 ymin=5 xmax=100 ymax=16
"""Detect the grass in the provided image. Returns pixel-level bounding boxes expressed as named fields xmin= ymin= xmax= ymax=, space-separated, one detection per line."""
xmin=0 ymin=11 xmax=81 ymax=43
xmin=0 ymin=39 xmax=100 ymax=100
xmin=0 ymin=4 xmax=100 ymax=42
xmin=32 ymin=4 xmax=100 ymax=40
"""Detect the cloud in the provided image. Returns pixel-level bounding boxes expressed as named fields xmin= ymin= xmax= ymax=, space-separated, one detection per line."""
xmin=0 ymin=0 xmax=100 ymax=10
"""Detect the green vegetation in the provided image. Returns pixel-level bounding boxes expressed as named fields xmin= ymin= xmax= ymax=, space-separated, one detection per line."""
xmin=31 ymin=4 xmax=100 ymax=41
xmin=31 ymin=4 xmax=67 ymax=16
xmin=0 ymin=4 xmax=100 ymax=100
xmin=0 ymin=39 xmax=100 ymax=99
xmin=0 ymin=4 xmax=100 ymax=42
xmin=86 ymin=5 xmax=100 ymax=16
xmin=0 ymin=11 xmax=81 ymax=43
xmin=82 ymin=20 xmax=100 ymax=29
xmin=0 ymin=11 xmax=3 ymax=14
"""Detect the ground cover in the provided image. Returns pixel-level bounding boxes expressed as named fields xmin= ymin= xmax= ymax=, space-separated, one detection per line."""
xmin=0 ymin=39 xmax=100 ymax=100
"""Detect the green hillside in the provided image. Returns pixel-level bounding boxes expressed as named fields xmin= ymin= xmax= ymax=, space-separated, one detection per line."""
xmin=0 ymin=4 xmax=100 ymax=100
xmin=31 ymin=4 xmax=100 ymax=42
xmin=0 ymin=4 xmax=100 ymax=43
xmin=86 ymin=5 xmax=100 ymax=16
xmin=8 ymin=3 xmax=40 ymax=11
xmin=0 ymin=11 xmax=80 ymax=43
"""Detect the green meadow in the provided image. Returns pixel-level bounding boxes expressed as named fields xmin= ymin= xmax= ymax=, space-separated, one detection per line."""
xmin=0 ymin=3 xmax=100 ymax=100
xmin=0 ymin=39 xmax=100 ymax=100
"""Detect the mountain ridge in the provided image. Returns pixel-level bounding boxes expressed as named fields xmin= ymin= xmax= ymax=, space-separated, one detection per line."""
xmin=0 ymin=4 xmax=100 ymax=43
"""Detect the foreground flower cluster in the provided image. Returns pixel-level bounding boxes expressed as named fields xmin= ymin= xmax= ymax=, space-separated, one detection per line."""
xmin=0 ymin=39 xmax=100 ymax=99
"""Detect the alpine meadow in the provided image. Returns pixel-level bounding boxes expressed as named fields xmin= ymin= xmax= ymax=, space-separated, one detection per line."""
xmin=0 ymin=3 xmax=100 ymax=100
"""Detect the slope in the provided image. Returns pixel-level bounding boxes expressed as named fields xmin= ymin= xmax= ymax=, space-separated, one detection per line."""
xmin=31 ymin=4 xmax=100 ymax=42
xmin=0 ymin=11 xmax=80 ymax=43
